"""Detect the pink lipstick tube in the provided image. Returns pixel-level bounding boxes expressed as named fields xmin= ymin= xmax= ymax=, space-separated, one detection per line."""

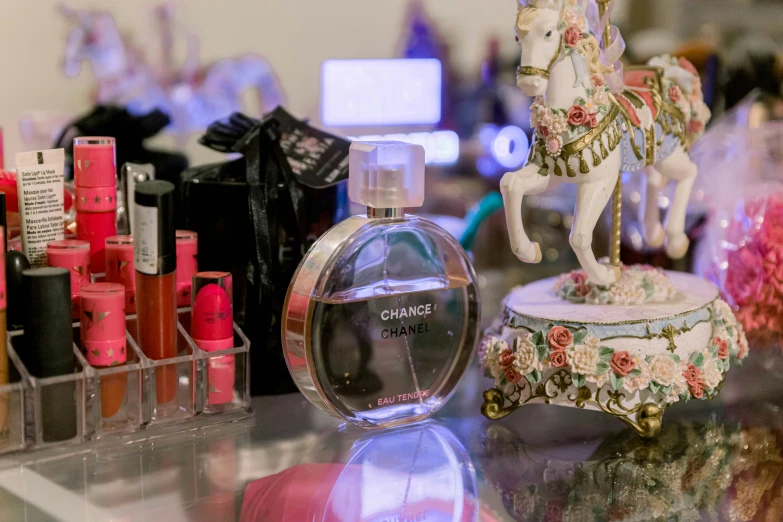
xmin=47 ymin=239 xmax=91 ymax=319
xmin=74 ymin=137 xmax=117 ymax=274
xmin=80 ymin=282 xmax=127 ymax=419
xmin=175 ymin=230 xmax=198 ymax=307
xmin=105 ymin=235 xmax=136 ymax=314
xmin=191 ymin=272 xmax=234 ymax=406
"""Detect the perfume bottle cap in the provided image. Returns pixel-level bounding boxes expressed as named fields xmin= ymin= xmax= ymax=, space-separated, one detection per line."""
xmin=349 ymin=142 xmax=425 ymax=209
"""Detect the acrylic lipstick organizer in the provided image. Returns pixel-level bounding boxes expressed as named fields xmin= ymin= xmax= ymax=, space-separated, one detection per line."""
xmin=0 ymin=309 xmax=250 ymax=455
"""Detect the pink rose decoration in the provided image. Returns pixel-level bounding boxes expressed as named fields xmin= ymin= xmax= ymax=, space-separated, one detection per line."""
xmin=713 ymin=337 xmax=729 ymax=359
xmin=504 ymin=367 xmax=523 ymax=384
xmin=574 ymin=284 xmax=590 ymax=297
xmin=549 ymin=350 xmax=568 ymax=367
xmin=547 ymin=326 xmax=574 ymax=351
xmin=690 ymin=382 xmax=704 ymax=399
xmin=498 ymin=349 xmax=515 ymax=369
xmin=564 ymin=25 xmax=583 ymax=47
xmin=678 ymin=57 xmax=698 ymax=75
xmin=591 ymin=73 xmax=605 ymax=87
xmin=567 ymin=105 xmax=589 ymax=126
xmin=545 ymin=500 xmax=564 ymax=522
xmin=587 ymin=113 xmax=598 ymax=129
xmin=688 ymin=119 xmax=704 ymax=134
xmin=668 ymin=85 xmax=682 ymax=103
xmin=571 ymin=271 xmax=587 ymax=286
xmin=610 ymin=351 xmax=636 ymax=377
xmin=546 ymin=136 xmax=562 ymax=155
xmin=683 ymin=363 xmax=701 ymax=388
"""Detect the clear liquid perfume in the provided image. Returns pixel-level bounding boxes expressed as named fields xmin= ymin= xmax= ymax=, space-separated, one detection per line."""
xmin=282 ymin=142 xmax=480 ymax=429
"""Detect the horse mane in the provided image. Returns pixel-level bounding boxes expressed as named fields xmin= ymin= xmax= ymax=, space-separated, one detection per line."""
xmin=515 ymin=6 xmax=542 ymax=36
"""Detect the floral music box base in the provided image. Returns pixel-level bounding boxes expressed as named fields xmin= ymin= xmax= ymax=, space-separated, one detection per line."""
xmin=480 ymin=268 xmax=749 ymax=438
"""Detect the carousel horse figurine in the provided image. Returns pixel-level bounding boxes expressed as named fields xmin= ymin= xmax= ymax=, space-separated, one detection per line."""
xmin=60 ymin=3 xmax=285 ymax=146
xmin=502 ymin=0 xmax=710 ymax=285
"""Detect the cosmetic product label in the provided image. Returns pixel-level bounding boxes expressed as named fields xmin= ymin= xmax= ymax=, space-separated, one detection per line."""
xmin=15 ymin=149 xmax=65 ymax=268
xmin=134 ymin=205 xmax=159 ymax=275
xmin=273 ymin=107 xmax=350 ymax=188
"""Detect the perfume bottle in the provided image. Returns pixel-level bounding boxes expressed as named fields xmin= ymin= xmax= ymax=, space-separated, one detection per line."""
xmin=282 ymin=142 xmax=480 ymax=429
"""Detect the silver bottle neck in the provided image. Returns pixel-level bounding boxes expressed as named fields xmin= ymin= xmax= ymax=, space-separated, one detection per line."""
xmin=367 ymin=207 xmax=405 ymax=219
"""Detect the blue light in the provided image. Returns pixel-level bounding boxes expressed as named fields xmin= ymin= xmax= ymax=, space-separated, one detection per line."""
xmin=492 ymin=126 xmax=529 ymax=169
xmin=321 ymin=59 xmax=442 ymax=127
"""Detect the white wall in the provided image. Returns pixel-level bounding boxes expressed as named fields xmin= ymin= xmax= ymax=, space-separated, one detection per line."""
xmin=0 ymin=0 xmax=523 ymax=167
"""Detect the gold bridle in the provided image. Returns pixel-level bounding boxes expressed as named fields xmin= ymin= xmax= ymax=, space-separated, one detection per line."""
xmin=516 ymin=34 xmax=563 ymax=80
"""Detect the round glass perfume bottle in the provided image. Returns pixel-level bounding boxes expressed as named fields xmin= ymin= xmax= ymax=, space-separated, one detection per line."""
xmin=282 ymin=142 xmax=480 ymax=429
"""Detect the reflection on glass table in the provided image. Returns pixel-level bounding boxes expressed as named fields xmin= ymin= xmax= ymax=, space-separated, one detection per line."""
xmin=1 ymin=351 xmax=783 ymax=520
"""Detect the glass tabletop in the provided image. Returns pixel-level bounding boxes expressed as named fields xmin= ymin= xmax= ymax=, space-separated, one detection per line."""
xmin=1 ymin=352 xmax=783 ymax=521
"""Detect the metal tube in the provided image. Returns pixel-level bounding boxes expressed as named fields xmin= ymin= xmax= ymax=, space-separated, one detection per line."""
xmin=597 ymin=0 xmax=622 ymax=266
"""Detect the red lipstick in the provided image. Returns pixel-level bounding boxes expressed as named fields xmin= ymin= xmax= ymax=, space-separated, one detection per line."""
xmin=191 ymin=272 xmax=234 ymax=406
xmin=74 ymin=137 xmax=117 ymax=273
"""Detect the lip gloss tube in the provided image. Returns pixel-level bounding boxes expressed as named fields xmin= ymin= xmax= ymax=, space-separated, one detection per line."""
xmin=74 ymin=137 xmax=117 ymax=274
xmin=191 ymin=272 xmax=234 ymax=406
xmin=21 ymin=267 xmax=77 ymax=442
xmin=80 ymin=283 xmax=127 ymax=419
xmin=176 ymin=231 xmax=198 ymax=308
xmin=105 ymin=235 xmax=136 ymax=314
xmin=47 ymin=239 xmax=91 ymax=319
xmin=134 ymin=181 xmax=177 ymax=407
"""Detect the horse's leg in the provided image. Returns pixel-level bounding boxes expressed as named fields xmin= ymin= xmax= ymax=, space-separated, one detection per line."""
xmin=638 ymin=165 xmax=666 ymax=248
xmin=571 ymin=174 xmax=621 ymax=286
xmin=654 ymin=146 xmax=698 ymax=259
xmin=500 ymin=164 xmax=554 ymax=263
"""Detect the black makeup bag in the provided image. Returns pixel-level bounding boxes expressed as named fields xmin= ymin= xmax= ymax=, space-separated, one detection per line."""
xmin=180 ymin=108 xmax=350 ymax=395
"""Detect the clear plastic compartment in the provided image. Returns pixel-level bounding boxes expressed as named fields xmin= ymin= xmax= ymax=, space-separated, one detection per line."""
xmin=72 ymin=323 xmax=144 ymax=437
xmin=177 ymin=310 xmax=251 ymax=415
xmin=0 ymin=342 xmax=29 ymax=454
xmin=8 ymin=331 xmax=89 ymax=447
xmin=125 ymin=315 xmax=199 ymax=426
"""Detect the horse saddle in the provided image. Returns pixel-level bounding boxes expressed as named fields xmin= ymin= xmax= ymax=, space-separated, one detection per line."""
xmin=614 ymin=67 xmax=665 ymax=129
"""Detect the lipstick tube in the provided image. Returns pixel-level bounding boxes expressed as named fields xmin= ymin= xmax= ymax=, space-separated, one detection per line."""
xmin=47 ymin=239 xmax=91 ymax=319
xmin=74 ymin=137 xmax=117 ymax=274
xmin=0 ymin=227 xmax=7 ymax=430
xmin=176 ymin=230 xmax=198 ymax=308
xmin=21 ymin=267 xmax=77 ymax=442
xmin=191 ymin=272 xmax=234 ymax=406
xmin=134 ymin=180 xmax=177 ymax=406
xmin=105 ymin=235 xmax=136 ymax=314
xmin=80 ymin=283 xmax=127 ymax=419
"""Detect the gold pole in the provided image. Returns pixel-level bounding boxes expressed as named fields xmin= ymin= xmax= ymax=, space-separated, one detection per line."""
xmin=596 ymin=0 xmax=622 ymax=266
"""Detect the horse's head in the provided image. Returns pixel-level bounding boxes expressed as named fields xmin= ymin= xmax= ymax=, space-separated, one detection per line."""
xmin=60 ymin=4 xmax=127 ymax=78
xmin=514 ymin=0 xmax=564 ymax=96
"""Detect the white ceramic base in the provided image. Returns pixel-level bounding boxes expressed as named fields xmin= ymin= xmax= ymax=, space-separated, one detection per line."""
xmin=480 ymin=271 xmax=749 ymax=438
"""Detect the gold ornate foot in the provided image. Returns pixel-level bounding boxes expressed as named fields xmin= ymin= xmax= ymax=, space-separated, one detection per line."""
xmin=481 ymin=388 xmax=521 ymax=420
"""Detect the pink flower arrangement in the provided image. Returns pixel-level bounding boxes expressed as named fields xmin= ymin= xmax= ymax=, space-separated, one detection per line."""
xmin=547 ymin=326 xmax=573 ymax=351
xmin=668 ymin=85 xmax=682 ymax=103
xmin=610 ymin=351 xmax=636 ymax=376
xmin=504 ymin=367 xmax=523 ymax=384
xmin=549 ymin=350 xmax=568 ymax=367
xmin=567 ymin=105 xmax=589 ymax=126
xmin=499 ymin=349 xmax=515 ymax=369
xmin=713 ymin=337 xmax=729 ymax=359
xmin=688 ymin=119 xmax=704 ymax=134
xmin=683 ymin=363 xmax=702 ymax=397
xmin=591 ymin=73 xmax=605 ymax=87
xmin=722 ymin=195 xmax=783 ymax=349
xmin=564 ymin=25 xmax=583 ymax=47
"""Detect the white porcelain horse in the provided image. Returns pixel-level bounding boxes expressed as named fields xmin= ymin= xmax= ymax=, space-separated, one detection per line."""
xmin=60 ymin=3 xmax=285 ymax=146
xmin=503 ymin=0 xmax=710 ymax=285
